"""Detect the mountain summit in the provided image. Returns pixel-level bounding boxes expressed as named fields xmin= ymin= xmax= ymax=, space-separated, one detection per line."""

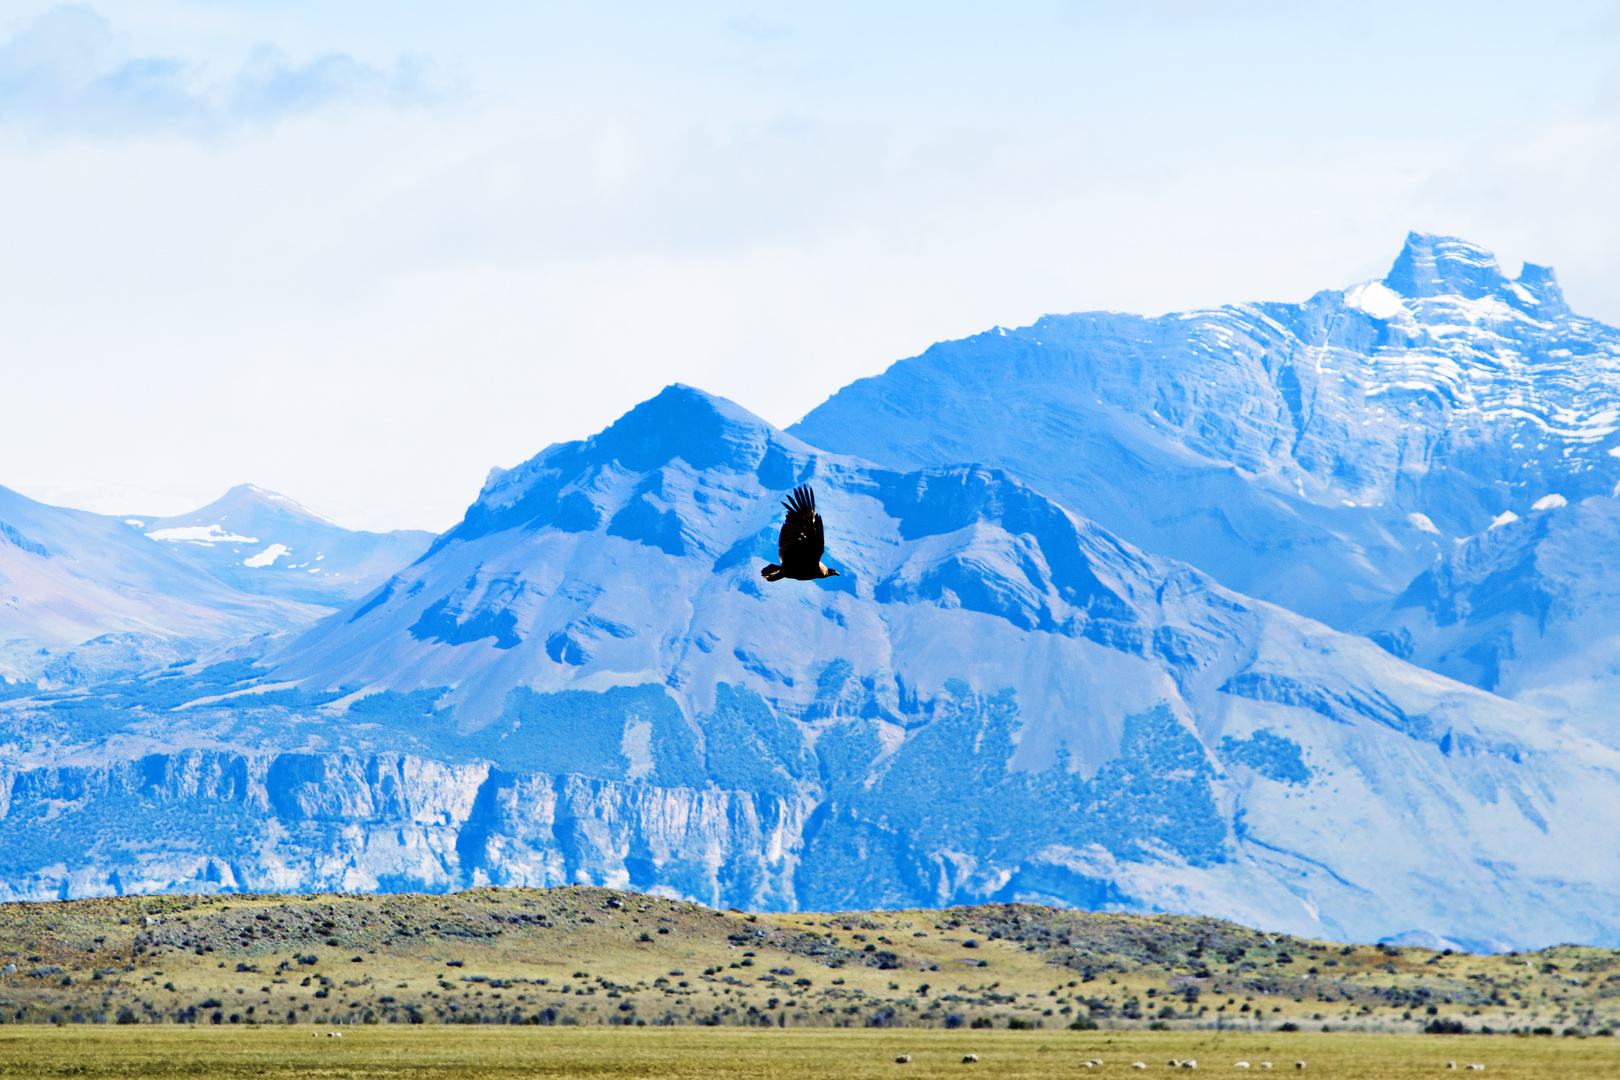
xmin=138 ymin=484 xmax=433 ymax=606
xmin=1382 ymin=231 xmax=1569 ymax=315
xmin=792 ymin=232 xmax=1620 ymax=690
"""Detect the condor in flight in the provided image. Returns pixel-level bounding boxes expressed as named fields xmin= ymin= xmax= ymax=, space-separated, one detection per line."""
xmin=761 ymin=484 xmax=841 ymax=582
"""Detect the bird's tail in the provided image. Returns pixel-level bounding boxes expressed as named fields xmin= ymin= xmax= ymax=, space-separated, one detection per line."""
xmin=761 ymin=564 xmax=785 ymax=581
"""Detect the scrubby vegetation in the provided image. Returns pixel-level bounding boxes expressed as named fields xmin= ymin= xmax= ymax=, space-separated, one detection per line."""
xmin=0 ymin=888 xmax=1614 ymax=1037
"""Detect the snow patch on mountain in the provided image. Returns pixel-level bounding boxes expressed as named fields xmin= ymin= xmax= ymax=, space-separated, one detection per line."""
xmin=147 ymin=524 xmax=258 ymax=544
xmin=244 ymin=544 xmax=290 ymax=568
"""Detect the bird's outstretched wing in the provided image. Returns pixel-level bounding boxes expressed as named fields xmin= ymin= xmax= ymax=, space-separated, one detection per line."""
xmin=777 ymin=484 xmax=825 ymax=573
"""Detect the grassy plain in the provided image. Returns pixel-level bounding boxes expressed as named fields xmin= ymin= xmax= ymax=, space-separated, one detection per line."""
xmin=0 ymin=1027 xmax=1617 ymax=1079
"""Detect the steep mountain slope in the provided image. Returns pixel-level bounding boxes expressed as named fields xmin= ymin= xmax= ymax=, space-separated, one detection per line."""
xmin=1367 ymin=493 xmax=1620 ymax=735
xmin=0 ymin=484 xmax=327 ymax=685
xmin=151 ymin=384 xmax=1619 ymax=950
xmin=132 ymin=484 xmax=433 ymax=606
xmin=789 ymin=232 xmax=1620 ymax=644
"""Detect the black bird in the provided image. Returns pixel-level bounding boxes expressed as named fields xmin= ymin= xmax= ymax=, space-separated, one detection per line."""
xmin=761 ymin=484 xmax=841 ymax=582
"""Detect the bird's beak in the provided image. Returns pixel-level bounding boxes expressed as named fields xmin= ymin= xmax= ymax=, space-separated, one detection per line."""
xmin=829 ymin=568 xmax=841 ymax=576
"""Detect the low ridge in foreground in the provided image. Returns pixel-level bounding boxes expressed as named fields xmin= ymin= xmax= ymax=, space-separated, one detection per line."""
xmin=0 ymin=888 xmax=1614 ymax=1035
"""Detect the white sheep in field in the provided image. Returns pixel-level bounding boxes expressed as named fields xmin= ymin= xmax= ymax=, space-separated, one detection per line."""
xmin=1294 ymin=1062 xmax=1304 ymax=1070
xmin=1234 ymin=1063 xmax=1251 ymax=1069
xmin=895 ymin=1055 xmax=911 ymax=1064
xmin=962 ymin=1055 xmax=979 ymax=1064
xmin=1169 ymin=1061 xmax=1182 ymax=1068
xmin=1182 ymin=1062 xmax=1198 ymax=1069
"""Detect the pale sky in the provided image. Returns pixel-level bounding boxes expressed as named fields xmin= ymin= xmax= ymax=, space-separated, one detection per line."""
xmin=3 ymin=1 xmax=1619 ymax=532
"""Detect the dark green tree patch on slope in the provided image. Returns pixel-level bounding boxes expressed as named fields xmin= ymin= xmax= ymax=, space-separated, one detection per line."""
xmin=479 ymin=686 xmax=642 ymax=779
xmin=813 ymin=718 xmax=885 ymax=789
xmin=1218 ymin=728 xmax=1311 ymax=785
xmin=699 ymin=683 xmax=816 ymax=798
xmin=798 ymin=693 xmax=1228 ymax=909
xmin=1081 ymin=704 xmax=1227 ymax=865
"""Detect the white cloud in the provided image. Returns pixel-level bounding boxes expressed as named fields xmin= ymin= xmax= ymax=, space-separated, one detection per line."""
xmin=0 ymin=2 xmax=1618 ymax=532
xmin=0 ymin=4 xmax=440 ymax=137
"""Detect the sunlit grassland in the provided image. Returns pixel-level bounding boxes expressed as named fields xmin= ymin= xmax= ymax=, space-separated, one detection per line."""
xmin=0 ymin=1027 xmax=1616 ymax=1079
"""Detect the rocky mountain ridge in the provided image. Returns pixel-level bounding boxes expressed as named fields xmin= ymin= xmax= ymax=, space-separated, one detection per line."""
xmin=791 ymin=232 xmax=1620 ymax=659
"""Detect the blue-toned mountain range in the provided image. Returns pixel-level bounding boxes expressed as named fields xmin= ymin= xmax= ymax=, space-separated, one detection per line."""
xmin=3 ymin=233 xmax=1620 ymax=952
xmin=0 ymin=483 xmax=328 ymax=686
xmin=793 ymin=232 xmax=1620 ymax=695
xmin=0 ymin=483 xmax=430 ymax=686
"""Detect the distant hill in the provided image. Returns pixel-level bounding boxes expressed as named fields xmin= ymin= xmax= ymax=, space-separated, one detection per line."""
xmin=132 ymin=484 xmax=433 ymax=606
xmin=7 ymin=239 xmax=1620 ymax=955
xmin=0 ymin=886 xmax=1605 ymax=1033
xmin=0 ymin=483 xmax=327 ymax=686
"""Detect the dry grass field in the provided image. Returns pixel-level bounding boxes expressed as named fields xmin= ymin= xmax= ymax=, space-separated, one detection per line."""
xmin=0 ymin=886 xmax=1613 ymax=1076
xmin=0 ymin=1027 xmax=1616 ymax=1079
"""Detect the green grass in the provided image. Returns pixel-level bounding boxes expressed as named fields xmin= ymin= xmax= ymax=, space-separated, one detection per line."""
xmin=0 ymin=1027 xmax=1615 ymax=1079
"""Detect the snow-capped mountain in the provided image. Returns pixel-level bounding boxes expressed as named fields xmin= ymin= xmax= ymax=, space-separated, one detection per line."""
xmin=212 ymin=384 xmax=1620 ymax=950
xmin=132 ymin=484 xmax=433 ymax=606
xmin=7 ymin=238 xmax=1620 ymax=950
xmin=0 ymin=484 xmax=327 ymax=686
xmin=790 ymin=233 xmax=1620 ymax=648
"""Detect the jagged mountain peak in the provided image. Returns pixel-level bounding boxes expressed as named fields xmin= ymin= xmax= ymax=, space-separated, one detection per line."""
xmin=792 ymin=231 xmax=1620 ymax=636
xmin=1381 ymin=230 xmax=1568 ymax=315
xmin=449 ymin=385 xmax=821 ymax=548
xmin=577 ymin=382 xmax=821 ymax=479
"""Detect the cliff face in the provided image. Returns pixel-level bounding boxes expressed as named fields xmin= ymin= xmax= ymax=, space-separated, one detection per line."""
xmin=0 ymin=748 xmax=808 ymax=909
xmin=7 ymin=606 xmax=1620 ymax=956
